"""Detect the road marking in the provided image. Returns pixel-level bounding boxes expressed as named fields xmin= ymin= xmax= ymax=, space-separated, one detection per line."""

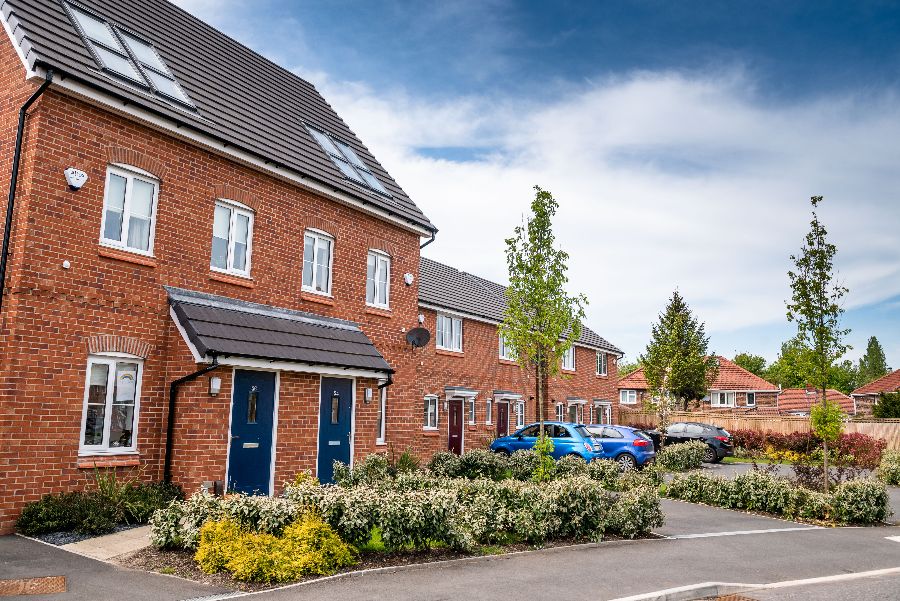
xmin=667 ymin=526 xmax=821 ymax=539
xmin=885 ymin=536 xmax=900 ymax=543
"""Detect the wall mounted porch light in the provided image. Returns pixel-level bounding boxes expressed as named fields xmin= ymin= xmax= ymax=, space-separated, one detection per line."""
xmin=209 ymin=376 xmax=222 ymax=396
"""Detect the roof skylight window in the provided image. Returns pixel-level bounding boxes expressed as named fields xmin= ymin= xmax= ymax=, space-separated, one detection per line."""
xmin=64 ymin=2 xmax=194 ymax=109
xmin=307 ymin=125 xmax=391 ymax=197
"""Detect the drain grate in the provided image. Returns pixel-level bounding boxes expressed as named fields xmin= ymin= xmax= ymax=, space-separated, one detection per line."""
xmin=712 ymin=595 xmax=757 ymax=601
xmin=0 ymin=576 xmax=67 ymax=596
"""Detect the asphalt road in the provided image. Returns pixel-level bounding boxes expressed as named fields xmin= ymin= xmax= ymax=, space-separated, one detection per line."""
xmin=747 ymin=573 xmax=900 ymax=600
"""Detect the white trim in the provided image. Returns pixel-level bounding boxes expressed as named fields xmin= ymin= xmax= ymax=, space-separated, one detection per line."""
xmin=169 ymin=306 xmax=204 ymax=362
xmin=302 ymin=229 xmax=334 ymax=296
xmin=38 ymin=71 xmax=433 ymax=238
xmin=375 ymin=384 xmax=387 ymax=445
xmin=78 ymin=354 xmax=143 ymax=455
xmin=435 ymin=314 xmax=463 ymax=352
xmin=596 ymin=352 xmax=608 ymax=376
xmin=209 ymin=355 xmax=389 ymax=379
xmin=485 ymin=397 xmax=492 ymax=425
xmin=619 ymin=389 xmax=638 ymax=405
xmin=423 ymin=394 xmax=439 ymax=430
xmin=270 ymin=371 xmax=280 ymax=494
xmin=99 ymin=164 xmax=160 ymax=257
xmin=561 ymin=346 xmax=575 ymax=371
xmin=365 ymin=249 xmax=390 ymax=309
xmin=210 ymin=199 xmax=254 ymax=277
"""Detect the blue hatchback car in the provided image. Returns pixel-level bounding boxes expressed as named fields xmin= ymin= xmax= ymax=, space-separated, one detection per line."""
xmin=584 ymin=424 xmax=656 ymax=471
xmin=490 ymin=421 xmax=605 ymax=461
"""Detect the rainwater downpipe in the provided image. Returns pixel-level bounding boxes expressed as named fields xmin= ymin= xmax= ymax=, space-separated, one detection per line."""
xmin=419 ymin=230 xmax=436 ymax=249
xmin=164 ymin=353 xmax=221 ymax=484
xmin=0 ymin=69 xmax=54 ymax=316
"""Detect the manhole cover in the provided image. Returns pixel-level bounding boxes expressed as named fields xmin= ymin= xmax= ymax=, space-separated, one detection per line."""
xmin=0 ymin=576 xmax=67 ymax=596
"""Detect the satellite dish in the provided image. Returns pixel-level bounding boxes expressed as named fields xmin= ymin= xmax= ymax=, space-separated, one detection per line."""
xmin=406 ymin=327 xmax=431 ymax=348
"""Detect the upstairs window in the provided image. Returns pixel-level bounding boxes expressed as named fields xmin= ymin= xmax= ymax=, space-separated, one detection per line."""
xmin=561 ymin=346 xmax=575 ymax=371
xmin=302 ymin=230 xmax=333 ymax=295
xmin=366 ymin=251 xmax=390 ymax=308
xmin=436 ymin=314 xmax=462 ymax=352
xmin=597 ymin=352 xmax=608 ymax=376
xmin=499 ymin=333 xmax=516 ymax=361
xmin=211 ymin=201 xmax=253 ymax=276
xmin=100 ymin=165 xmax=158 ymax=255
xmin=306 ymin=125 xmax=390 ymax=196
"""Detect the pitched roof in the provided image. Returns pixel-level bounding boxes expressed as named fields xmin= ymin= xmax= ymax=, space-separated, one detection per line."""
xmin=418 ymin=257 xmax=622 ymax=355
xmin=852 ymin=370 xmax=900 ymax=395
xmin=167 ymin=287 xmax=392 ymax=373
xmin=5 ymin=0 xmax=434 ymax=233
xmin=778 ymin=388 xmax=855 ymax=415
xmin=616 ymin=357 xmax=778 ymax=392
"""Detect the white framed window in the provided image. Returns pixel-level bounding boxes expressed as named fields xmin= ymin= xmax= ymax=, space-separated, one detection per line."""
xmin=80 ymin=355 xmax=142 ymax=454
xmin=597 ymin=352 xmax=608 ymax=376
xmin=376 ymin=385 xmax=387 ymax=444
xmin=485 ymin=398 xmax=493 ymax=424
xmin=302 ymin=230 xmax=334 ymax=295
xmin=499 ymin=333 xmax=516 ymax=361
xmin=210 ymin=200 xmax=253 ymax=276
xmin=100 ymin=165 xmax=159 ymax=255
xmin=467 ymin=397 xmax=476 ymax=424
xmin=746 ymin=392 xmax=756 ymax=407
xmin=620 ymin=389 xmax=638 ymax=405
xmin=366 ymin=250 xmax=390 ymax=308
xmin=555 ymin=403 xmax=565 ymax=421
xmin=424 ymin=395 xmax=439 ymax=430
xmin=515 ymin=400 xmax=525 ymax=428
xmin=436 ymin=314 xmax=463 ymax=352
xmin=711 ymin=391 xmax=736 ymax=407
xmin=561 ymin=346 xmax=575 ymax=371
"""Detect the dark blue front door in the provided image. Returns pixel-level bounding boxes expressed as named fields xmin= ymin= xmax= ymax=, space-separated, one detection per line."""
xmin=318 ymin=377 xmax=353 ymax=483
xmin=227 ymin=370 xmax=276 ymax=495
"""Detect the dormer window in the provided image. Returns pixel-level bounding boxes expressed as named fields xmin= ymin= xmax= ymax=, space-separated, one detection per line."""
xmin=306 ymin=125 xmax=390 ymax=196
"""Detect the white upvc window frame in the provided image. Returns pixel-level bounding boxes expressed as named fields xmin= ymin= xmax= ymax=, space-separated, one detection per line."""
xmin=210 ymin=199 xmax=254 ymax=277
xmin=366 ymin=250 xmax=391 ymax=309
xmin=376 ymin=385 xmax=387 ymax=444
xmin=597 ymin=352 xmax=608 ymax=376
xmin=711 ymin=391 xmax=736 ymax=408
xmin=467 ymin=397 xmax=476 ymax=424
xmin=99 ymin=164 xmax=159 ymax=256
xmin=485 ymin=398 xmax=493 ymax=424
xmin=499 ymin=333 xmax=516 ymax=361
xmin=561 ymin=346 xmax=575 ymax=371
xmin=436 ymin=314 xmax=463 ymax=352
xmin=424 ymin=395 xmax=439 ymax=430
xmin=79 ymin=353 xmax=143 ymax=456
xmin=620 ymin=389 xmax=638 ymax=405
xmin=302 ymin=229 xmax=334 ymax=296
xmin=515 ymin=400 xmax=525 ymax=428
xmin=746 ymin=392 xmax=756 ymax=407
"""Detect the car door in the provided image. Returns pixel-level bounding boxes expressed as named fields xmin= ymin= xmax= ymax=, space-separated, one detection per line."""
xmin=684 ymin=423 xmax=705 ymax=442
xmin=512 ymin=424 xmax=539 ymax=452
xmin=551 ymin=424 xmax=575 ymax=458
xmin=600 ymin=427 xmax=627 ymax=457
xmin=665 ymin=422 xmax=686 ymax=445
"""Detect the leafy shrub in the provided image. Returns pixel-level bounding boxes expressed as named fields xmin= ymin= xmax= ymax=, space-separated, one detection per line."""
xmin=506 ymin=450 xmax=540 ymax=481
xmin=554 ymin=454 xmax=589 ymax=478
xmin=877 ymin=450 xmax=900 ymax=485
xmin=832 ymin=433 xmax=886 ymax=470
xmin=333 ymin=454 xmax=391 ymax=487
xmin=831 ymin=479 xmax=891 ymax=524
xmin=532 ymin=435 xmax=556 ymax=483
xmin=656 ymin=440 xmax=706 ymax=471
xmin=426 ymin=451 xmax=462 ymax=478
xmin=585 ymin=459 xmax=621 ymax=488
xmin=456 ymin=449 xmax=509 ymax=481
xmin=613 ymin=466 xmax=664 ymax=492
xmin=605 ymin=487 xmax=664 ymax=538
xmin=195 ymin=515 xmax=356 ymax=583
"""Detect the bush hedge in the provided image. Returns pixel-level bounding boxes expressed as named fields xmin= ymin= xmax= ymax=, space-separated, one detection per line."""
xmin=656 ymin=440 xmax=707 ymax=471
xmin=877 ymin=450 xmax=900 ymax=485
xmin=730 ymin=429 xmax=886 ymax=469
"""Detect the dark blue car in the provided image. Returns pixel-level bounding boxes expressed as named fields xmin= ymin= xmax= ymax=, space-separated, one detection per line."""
xmin=490 ymin=421 xmax=605 ymax=461
xmin=585 ymin=424 xmax=656 ymax=471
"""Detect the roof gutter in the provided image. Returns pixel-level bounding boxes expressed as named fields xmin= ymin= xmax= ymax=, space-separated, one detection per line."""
xmin=0 ymin=69 xmax=54 ymax=317
xmin=420 ymin=230 xmax=436 ymax=249
xmin=164 ymin=352 xmax=221 ymax=484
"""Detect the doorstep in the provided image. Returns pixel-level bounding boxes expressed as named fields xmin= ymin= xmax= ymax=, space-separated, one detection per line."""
xmin=61 ymin=525 xmax=152 ymax=561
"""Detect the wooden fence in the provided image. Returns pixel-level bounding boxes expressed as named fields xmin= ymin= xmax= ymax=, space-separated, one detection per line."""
xmin=619 ymin=409 xmax=900 ymax=450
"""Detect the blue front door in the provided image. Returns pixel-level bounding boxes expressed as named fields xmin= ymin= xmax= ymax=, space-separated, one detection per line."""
xmin=318 ymin=377 xmax=354 ymax=483
xmin=227 ymin=370 xmax=276 ymax=495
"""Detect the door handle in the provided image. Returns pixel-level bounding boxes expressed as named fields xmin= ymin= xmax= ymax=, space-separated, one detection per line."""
xmin=231 ymin=435 xmax=240 ymax=440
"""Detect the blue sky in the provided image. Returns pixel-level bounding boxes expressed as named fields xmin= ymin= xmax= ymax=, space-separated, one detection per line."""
xmin=176 ymin=0 xmax=900 ymax=371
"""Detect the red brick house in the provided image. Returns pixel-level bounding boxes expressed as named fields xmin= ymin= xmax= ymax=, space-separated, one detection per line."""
xmin=617 ymin=357 xmax=779 ymax=412
xmin=0 ymin=0 xmax=621 ymax=532
xmin=852 ymin=370 xmax=900 ymax=416
xmin=778 ymin=388 xmax=856 ymax=416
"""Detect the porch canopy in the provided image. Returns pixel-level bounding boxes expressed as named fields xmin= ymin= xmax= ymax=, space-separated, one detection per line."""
xmin=167 ymin=287 xmax=392 ymax=375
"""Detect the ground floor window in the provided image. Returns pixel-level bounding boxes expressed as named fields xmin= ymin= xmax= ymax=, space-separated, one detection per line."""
xmin=746 ymin=392 xmax=756 ymax=407
xmin=515 ymin=400 xmax=525 ymax=428
xmin=467 ymin=397 xmax=476 ymax=424
xmin=376 ymin=385 xmax=387 ymax=444
xmin=711 ymin=391 xmax=736 ymax=407
xmin=620 ymin=389 xmax=638 ymax=405
xmin=485 ymin=398 xmax=492 ymax=424
xmin=424 ymin=395 xmax=438 ymax=429
xmin=555 ymin=403 xmax=565 ymax=421
xmin=80 ymin=356 xmax=142 ymax=453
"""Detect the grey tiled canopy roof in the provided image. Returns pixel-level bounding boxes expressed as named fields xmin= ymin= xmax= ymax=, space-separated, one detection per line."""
xmin=167 ymin=287 xmax=392 ymax=373
xmin=419 ymin=257 xmax=622 ymax=355
xmin=6 ymin=0 xmax=434 ymax=232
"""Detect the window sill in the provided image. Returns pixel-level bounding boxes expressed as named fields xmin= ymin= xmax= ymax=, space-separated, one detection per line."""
xmin=376 ymin=440 xmax=387 ymax=446
xmin=209 ymin=271 xmax=255 ymax=288
xmin=436 ymin=348 xmax=464 ymax=357
xmin=422 ymin=429 xmax=439 ymax=436
xmin=499 ymin=358 xmax=518 ymax=366
xmin=365 ymin=306 xmax=392 ymax=318
xmin=77 ymin=454 xmax=140 ymax=469
xmin=301 ymin=291 xmax=335 ymax=306
xmin=596 ymin=374 xmax=609 ymax=379
xmin=561 ymin=368 xmax=576 ymax=374
xmin=98 ymin=246 xmax=157 ymax=268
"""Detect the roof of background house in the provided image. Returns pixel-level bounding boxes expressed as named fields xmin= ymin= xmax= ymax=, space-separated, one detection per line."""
xmin=5 ymin=0 xmax=434 ymax=233
xmin=778 ymin=388 xmax=856 ymax=415
xmin=616 ymin=357 xmax=779 ymax=392
xmin=852 ymin=370 xmax=900 ymax=395
xmin=418 ymin=257 xmax=622 ymax=355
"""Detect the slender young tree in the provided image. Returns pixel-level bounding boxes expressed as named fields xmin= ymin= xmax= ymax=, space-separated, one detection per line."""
xmin=501 ymin=186 xmax=587 ymax=443
xmin=858 ymin=336 xmax=890 ymax=385
xmin=786 ymin=196 xmax=850 ymax=492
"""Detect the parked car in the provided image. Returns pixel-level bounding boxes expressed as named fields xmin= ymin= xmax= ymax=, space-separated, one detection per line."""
xmin=645 ymin=421 xmax=733 ymax=463
xmin=584 ymin=424 xmax=656 ymax=471
xmin=490 ymin=421 xmax=605 ymax=461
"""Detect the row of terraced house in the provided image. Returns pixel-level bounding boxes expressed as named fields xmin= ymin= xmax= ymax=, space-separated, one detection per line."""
xmin=0 ymin=0 xmax=623 ymax=532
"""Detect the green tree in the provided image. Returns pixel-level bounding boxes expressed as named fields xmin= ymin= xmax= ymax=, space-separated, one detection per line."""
xmin=733 ymin=352 xmax=767 ymax=377
xmin=765 ymin=338 xmax=809 ymax=389
xmin=828 ymin=360 xmax=859 ymax=395
xmin=858 ymin=336 xmax=890 ymax=386
xmin=617 ymin=358 xmax=641 ymax=377
xmin=873 ymin=392 xmax=900 ymax=419
xmin=640 ymin=291 xmax=718 ymax=441
xmin=786 ymin=196 xmax=850 ymax=492
xmin=501 ymin=185 xmax=587 ymax=438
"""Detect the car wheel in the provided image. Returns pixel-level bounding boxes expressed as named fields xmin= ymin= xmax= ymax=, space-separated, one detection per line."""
xmin=616 ymin=453 xmax=638 ymax=472
xmin=703 ymin=445 xmax=718 ymax=463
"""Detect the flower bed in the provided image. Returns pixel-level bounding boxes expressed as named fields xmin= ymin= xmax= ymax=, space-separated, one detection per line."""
xmin=729 ymin=430 xmax=886 ymax=469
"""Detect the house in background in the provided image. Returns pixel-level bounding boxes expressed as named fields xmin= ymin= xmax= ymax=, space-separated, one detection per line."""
xmin=852 ymin=370 xmax=900 ymax=416
xmin=778 ymin=388 xmax=857 ymax=416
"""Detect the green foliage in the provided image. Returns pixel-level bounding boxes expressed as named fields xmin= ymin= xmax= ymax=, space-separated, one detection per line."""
xmin=456 ymin=449 xmax=510 ymax=481
xmin=554 ymin=454 xmax=589 ymax=478
xmin=640 ymin=291 xmax=718 ymax=419
xmin=656 ymin=440 xmax=707 ymax=472
xmin=858 ymin=336 xmax=890 ymax=385
xmin=873 ymin=392 xmax=900 ymax=419
xmin=764 ymin=338 xmax=858 ymax=394
xmin=830 ymin=479 xmax=891 ymax=524
xmin=506 ymin=449 xmax=541 ymax=481
xmin=195 ymin=516 xmax=356 ymax=583
xmin=532 ymin=435 xmax=556 ymax=482
xmin=810 ymin=398 xmax=844 ymax=444
xmin=877 ymin=450 xmax=900 ymax=485
xmin=617 ymin=359 xmax=641 ymax=377
xmin=426 ymin=451 xmax=463 ymax=478
xmin=333 ymin=454 xmax=390 ymax=487
xmin=733 ymin=353 xmax=767 ymax=377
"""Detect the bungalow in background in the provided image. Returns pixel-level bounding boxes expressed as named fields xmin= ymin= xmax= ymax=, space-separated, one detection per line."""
xmin=777 ymin=388 xmax=856 ymax=416
xmin=851 ymin=370 xmax=900 ymax=417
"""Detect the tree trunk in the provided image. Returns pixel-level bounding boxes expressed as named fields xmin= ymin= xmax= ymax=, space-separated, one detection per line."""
xmin=822 ymin=386 xmax=829 ymax=493
xmin=536 ymin=356 xmax=544 ymax=432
